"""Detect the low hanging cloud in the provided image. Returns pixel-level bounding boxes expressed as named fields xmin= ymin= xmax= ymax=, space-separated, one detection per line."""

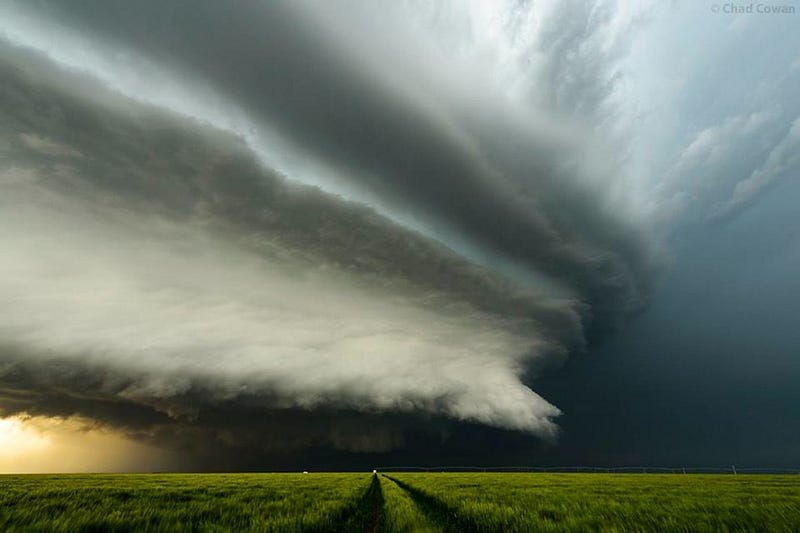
xmin=0 ymin=42 xmax=580 ymax=449
xmin=0 ymin=1 xmax=663 ymax=463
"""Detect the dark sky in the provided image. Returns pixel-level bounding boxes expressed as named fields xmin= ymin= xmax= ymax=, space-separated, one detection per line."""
xmin=534 ymin=181 xmax=800 ymax=468
xmin=0 ymin=1 xmax=798 ymax=470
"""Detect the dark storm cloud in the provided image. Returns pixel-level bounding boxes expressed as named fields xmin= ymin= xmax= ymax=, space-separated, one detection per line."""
xmin=0 ymin=1 xmax=674 ymax=467
xmin=2 ymin=0 xmax=660 ymax=329
xmin=0 ymin=345 xmax=442 ymax=463
xmin=0 ymin=40 xmax=581 ymax=347
xmin=0 ymin=40 xmax=587 ymax=454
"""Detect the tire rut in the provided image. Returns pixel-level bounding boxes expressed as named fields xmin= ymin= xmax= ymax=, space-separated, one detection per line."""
xmin=381 ymin=475 xmax=479 ymax=533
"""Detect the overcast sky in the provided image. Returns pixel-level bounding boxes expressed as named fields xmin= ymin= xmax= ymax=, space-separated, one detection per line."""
xmin=0 ymin=0 xmax=798 ymax=470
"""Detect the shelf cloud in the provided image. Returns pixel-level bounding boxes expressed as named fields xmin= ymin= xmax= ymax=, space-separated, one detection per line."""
xmin=4 ymin=0 xmax=796 ymax=468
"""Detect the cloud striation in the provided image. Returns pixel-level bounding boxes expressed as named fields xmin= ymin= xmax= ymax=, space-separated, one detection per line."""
xmin=0 ymin=1 xmax=666 ymax=464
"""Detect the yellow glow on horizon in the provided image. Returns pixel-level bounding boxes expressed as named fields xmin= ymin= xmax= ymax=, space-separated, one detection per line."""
xmin=0 ymin=415 xmax=179 ymax=473
xmin=0 ymin=417 xmax=51 ymax=457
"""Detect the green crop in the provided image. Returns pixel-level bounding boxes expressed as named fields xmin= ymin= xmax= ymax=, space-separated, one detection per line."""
xmin=2 ymin=472 xmax=799 ymax=531
xmin=385 ymin=473 xmax=800 ymax=532
xmin=0 ymin=473 xmax=373 ymax=532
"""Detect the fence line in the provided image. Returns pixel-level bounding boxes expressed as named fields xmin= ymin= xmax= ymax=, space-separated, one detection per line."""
xmin=375 ymin=465 xmax=800 ymax=474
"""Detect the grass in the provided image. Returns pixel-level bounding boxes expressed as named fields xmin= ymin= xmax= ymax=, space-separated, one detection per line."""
xmin=1 ymin=472 xmax=799 ymax=532
xmin=0 ymin=473 xmax=373 ymax=532
xmin=379 ymin=474 xmax=438 ymax=533
xmin=386 ymin=473 xmax=800 ymax=532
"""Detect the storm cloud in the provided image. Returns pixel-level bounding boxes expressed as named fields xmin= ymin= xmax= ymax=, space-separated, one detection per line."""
xmin=0 ymin=0 xmax=656 ymax=459
xmin=1 ymin=1 xmax=797 ymax=468
xmin=1 ymin=39 xmax=583 ymax=443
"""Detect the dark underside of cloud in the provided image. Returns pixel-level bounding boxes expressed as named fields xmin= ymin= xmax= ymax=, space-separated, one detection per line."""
xmin=0 ymin=1 xmax=667 ymax=468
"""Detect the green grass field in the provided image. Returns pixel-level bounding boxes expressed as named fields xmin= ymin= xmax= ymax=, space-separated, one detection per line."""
xmin=1 ymin=472 xmax=799 ymax=532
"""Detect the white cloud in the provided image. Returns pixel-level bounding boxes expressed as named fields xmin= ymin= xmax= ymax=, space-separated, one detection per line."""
xmin=713 ymin=117 xmax=800 ymax=218
xmin=19 ymin=133 xmax=83 ymax=159
xmin=653 ymin=110 xmax=779 ymax=221
xmin=0 ymin=161 xmax=562 ymax=436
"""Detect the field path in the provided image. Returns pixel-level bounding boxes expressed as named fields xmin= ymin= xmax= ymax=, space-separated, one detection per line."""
xmin=379 ymin=474 xmax=441 ymax=532
xmin=365 ymin=475 xmax=384 ymax=533
xmin=331 ymin=474 xmax=385 ymax=532
xmin=381 ymin=475 xmax=472 ymax=532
